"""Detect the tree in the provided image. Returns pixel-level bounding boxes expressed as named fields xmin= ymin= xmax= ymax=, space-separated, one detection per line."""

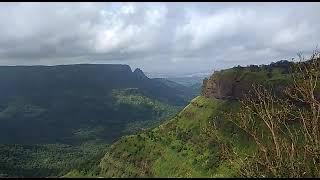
xmin=228 ymin=49 xmax=320 ymax=177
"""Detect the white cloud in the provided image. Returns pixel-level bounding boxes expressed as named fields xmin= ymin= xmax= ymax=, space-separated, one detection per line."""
xmin=145 ymin=4 xmax=167 ymax=27
xmin=175 ymin=8 xmax=245 ymax=51
xmin=120 ymin=4 xmax=135 ymax=15
xmin=0 ymin=2 xmax=319 ymax=76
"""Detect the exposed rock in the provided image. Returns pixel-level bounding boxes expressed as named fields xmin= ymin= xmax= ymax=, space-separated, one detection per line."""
xmin=201 ymin=62 xmax=293 ymax=100
xmin=202 ymin=70 xmax=247 ymax=100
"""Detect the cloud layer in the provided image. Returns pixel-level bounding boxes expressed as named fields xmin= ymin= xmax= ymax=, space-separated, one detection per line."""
xmin=0 ymin=2 xmax=319 ymax=76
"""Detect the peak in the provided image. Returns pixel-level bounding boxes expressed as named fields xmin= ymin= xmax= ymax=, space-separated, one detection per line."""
xmin=134 ymin=68 xmax=143 ymax=73
xmin=134 ymin=68 xmax=149 ymax=79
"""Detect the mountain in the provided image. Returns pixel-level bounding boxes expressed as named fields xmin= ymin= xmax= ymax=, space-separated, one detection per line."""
xmin=166 ymin=75 xmax=205 ymax=98
xmin=4 ymin=58 xmax=319 ymax=177
xmin=69 ymin=59 xmax=320 ymax=178
xmin=167 ymin=75 xmax=207 ymax=87
xmin=0 ymin=64 xmax=197 ymax=177
xmin=152 ymin=78 xmax=200 ymax=101
xmin=0 ymin=64 xmax=194 ymax=145
xmin=145 ymin=72 xmax=207 ymax=97
xmin=0 ymin=64 xmax=189 ymax=107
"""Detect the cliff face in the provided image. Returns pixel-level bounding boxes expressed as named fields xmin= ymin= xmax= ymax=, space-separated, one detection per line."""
xmin=200 ymin=70 xmax=234 ymax=100
xmin=201 ymin=61 xmax=296 ymax=100
xmin=201 ymin=69 xmax=259 ymax=100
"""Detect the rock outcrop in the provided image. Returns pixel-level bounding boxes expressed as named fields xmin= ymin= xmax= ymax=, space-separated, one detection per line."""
xmin=201 ymin=61 xmax=295 ymax=100
xmin=201 ymin=69 xmax=249 ymax=100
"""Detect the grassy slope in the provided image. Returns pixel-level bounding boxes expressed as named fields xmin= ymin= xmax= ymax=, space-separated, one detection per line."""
xmin=66 ymin=65 xmax=294 ymax=178
xmin=95 ymin=96 xmax=256 ymax=178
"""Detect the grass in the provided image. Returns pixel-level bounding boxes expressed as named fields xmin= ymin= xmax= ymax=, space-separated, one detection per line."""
xmin=93 ymin=96 xmax=256 ymax=178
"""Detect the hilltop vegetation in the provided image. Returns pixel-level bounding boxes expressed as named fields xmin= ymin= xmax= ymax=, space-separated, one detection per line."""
xmin=71 ymin=51 xmax=320 ymax=178
xmin=202 ymin=60 xmax=294 ymax=100
xmin=228 ymin=52 xmax=320 ymax=177
xmin=91 ymin=61 xmax=295 ymax=177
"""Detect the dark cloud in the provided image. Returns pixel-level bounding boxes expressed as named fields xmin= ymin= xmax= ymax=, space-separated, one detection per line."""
xmin=0 ymin=2 xmax=319 ymax=76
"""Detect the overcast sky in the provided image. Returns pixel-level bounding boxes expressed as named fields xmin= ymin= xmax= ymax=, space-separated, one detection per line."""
xmin=0 ymin=2 xmax=319 ymax=77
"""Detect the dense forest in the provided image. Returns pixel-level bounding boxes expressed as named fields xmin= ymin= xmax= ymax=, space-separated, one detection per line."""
xmin=0 ymin=64 xmax=200 ymax=177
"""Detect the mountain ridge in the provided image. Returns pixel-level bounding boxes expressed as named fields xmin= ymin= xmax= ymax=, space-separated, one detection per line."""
xmin=0 ymin=64 xmax=198 ymax=145
xmin=69 ymin=59 xmax=320 ymax=178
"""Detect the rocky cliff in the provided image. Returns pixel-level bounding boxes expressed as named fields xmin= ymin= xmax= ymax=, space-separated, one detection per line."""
xmin=201 ymin=60 xmax=296 ymax=100
xmin=201 ymin=70 xmax=244 ymax=100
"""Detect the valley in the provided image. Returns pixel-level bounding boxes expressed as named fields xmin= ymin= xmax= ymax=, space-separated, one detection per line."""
xmin=0 ymin=64 xmax=200 ymax=177
xmin=1 ymin=55 xmax=320 ymax=178
xmin=0 ymin=2 xmax=319 ymax=178
xmin=65 ymin=55 xmax=320 ymax=178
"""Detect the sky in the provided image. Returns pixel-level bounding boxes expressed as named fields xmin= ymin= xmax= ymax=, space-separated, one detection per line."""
xmin=0 ymin=2 xmax=319 ymax=77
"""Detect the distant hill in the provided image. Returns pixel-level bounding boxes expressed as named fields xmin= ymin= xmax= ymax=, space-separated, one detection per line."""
xmin=152 ymin=78 xmax=200 ymax=100
xmin=0 ymin=64 xmax=199 ymax=177
xmin=167 ymin=75 xmax=207 ymax=87
xmin=69 ymin=59 xmax=320 ymax=178
xmin=0 ymin=64 xmax=196 ymax=145
xmin=0 ymin=64 xmax=190 ymax=107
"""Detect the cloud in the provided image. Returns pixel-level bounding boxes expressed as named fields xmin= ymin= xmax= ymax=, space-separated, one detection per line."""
xmin=0 ymin=2 xmax=319 ymax=76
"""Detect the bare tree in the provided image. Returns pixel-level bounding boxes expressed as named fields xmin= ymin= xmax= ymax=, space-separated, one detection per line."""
xmin=228 ymin=50 xmax=320 ymax=177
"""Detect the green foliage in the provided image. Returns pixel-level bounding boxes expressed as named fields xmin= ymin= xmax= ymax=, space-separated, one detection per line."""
xmin=67 ymin=58 xmax=320 ymax=178
xmin=96 ymin=96 xmax=254 ymax=178
xmin=111 ymin=88 xmax=182 ymax=135
xmin=0 ymin=88 xmax=182 ymax=145
xmin=112 ymin=88 xmax=179 ymax=116
xmin=0 ymin=141 xmax=108 ymax=177
xmin=0 ymin=88 xmax=183 ymax=177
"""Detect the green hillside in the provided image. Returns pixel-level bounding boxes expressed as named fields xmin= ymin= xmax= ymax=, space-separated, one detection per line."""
xmin=3 ymin=57 xmax=320 ymax=178
xmin=66 ymin=57 xmax=320 ymax=178
xmin=67 ymin=96 xmax=254 ymax=178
